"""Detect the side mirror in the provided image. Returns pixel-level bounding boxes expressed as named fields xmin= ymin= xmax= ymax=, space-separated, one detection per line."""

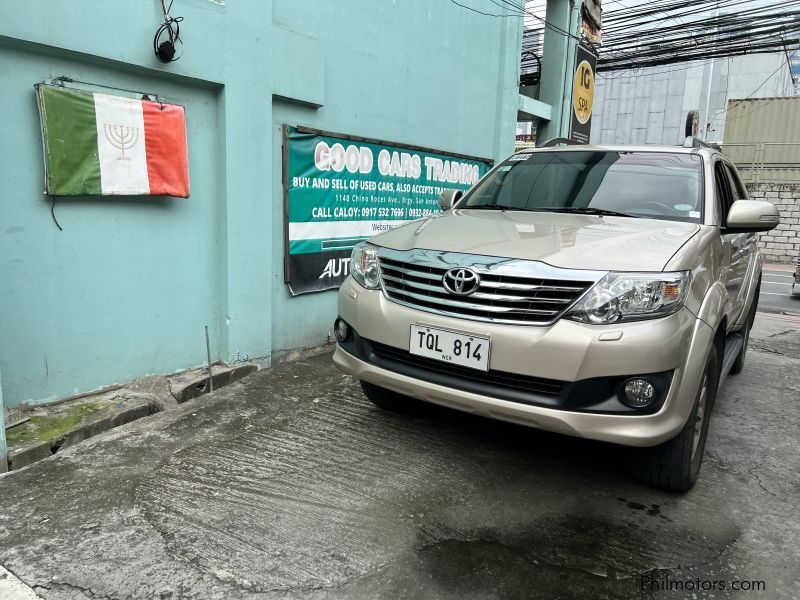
xmin=725 ymin=200 xmax=780 ymax=233
xmin=439 ymin=189 xmax=463 ymax=211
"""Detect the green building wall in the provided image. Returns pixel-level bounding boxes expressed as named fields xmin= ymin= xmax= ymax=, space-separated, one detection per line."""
xmin=0 ymin=0 xmax=521 ymax=408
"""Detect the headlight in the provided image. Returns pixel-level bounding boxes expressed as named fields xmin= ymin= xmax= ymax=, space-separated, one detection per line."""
xmin=350 ymin=243 xmax=381 ymax=289
xmin=566 ymin=271 xmax=691 ymax=324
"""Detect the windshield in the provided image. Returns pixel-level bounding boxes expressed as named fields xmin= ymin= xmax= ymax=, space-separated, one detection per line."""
xmin=461 ymin=151 xmax=704 ymax=223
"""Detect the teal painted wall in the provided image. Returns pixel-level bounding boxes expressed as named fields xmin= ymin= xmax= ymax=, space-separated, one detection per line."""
xmin=1 ymin=44 xmax=226 ymax=404
xmin=0 ymin=1 xmax=521 ymax=407
xmin=269 ymin=1 xmax=522 ymax=355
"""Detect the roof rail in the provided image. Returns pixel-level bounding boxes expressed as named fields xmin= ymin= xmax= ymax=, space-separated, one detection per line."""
xmin=682 ymin=136 xmax=716 ymax=150
xmin=539 ymin=137 xmax=582 ymax=148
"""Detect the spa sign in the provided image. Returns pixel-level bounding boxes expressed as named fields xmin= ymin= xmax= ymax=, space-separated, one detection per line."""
xmin=283 ymin=126 xmax=491 ymax=295
xmin=570 ymin=44 xmax=597 ymax=144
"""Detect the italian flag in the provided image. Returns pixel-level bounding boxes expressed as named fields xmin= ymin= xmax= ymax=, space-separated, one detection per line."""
xmin=36 ymin=85 xmax=190 ymax=197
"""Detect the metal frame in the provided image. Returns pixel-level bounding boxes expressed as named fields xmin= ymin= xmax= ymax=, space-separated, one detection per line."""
xmin=292 ymin=125 xmax=494 ymax=165
xmin=281 ymin=124 xmax=291 ymax=283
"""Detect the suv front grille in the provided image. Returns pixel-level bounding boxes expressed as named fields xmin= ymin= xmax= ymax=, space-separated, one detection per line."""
xmin=378 ymin=257 xmax=593 ymax=325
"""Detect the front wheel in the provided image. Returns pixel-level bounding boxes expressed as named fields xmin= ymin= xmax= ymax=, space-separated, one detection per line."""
xmin=631 ymin=349 xmax=719 ymax=492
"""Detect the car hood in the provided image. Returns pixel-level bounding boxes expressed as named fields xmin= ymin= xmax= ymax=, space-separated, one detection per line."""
xmin=370 ymin=210 xmax=699 ymax=271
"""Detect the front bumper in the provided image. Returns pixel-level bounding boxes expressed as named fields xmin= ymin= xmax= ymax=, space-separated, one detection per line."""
xmin=334 ymin=276 xmax=715 ymax=447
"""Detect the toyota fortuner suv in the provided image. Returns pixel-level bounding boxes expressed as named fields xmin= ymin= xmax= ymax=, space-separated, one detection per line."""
xmin=332 ymin=139 xmax=780 ymax=491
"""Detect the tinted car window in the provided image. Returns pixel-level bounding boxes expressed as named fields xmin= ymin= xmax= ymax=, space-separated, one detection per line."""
xmin=714 ymin=161 xmax=733 ymax=224
xmin=724 ymin=163 xmax=747 ymax=201
xmin=462 ymin=151 xmax=704 ymax=223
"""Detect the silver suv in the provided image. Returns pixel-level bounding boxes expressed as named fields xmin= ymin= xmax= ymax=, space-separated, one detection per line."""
xmin=332 ymin=140 xmax=780 ymax=491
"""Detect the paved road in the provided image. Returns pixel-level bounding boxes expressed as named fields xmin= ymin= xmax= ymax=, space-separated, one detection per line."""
xmin=1 ymin=317 xmax=799 ymax=599
xmin=759 ymin=268 xmax=799 ymax=315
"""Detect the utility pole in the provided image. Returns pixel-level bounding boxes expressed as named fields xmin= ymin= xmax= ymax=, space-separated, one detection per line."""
xmin=538 ymin=0 xmax=581 ymax=140
xmin=700 ymin=2 xmax=720 ymax=140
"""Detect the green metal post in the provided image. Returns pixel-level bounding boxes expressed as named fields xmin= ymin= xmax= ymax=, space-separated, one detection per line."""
xmin=537 ymin=0 xmax=580 ymax=141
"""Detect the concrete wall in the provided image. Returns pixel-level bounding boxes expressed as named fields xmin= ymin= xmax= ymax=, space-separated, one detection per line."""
xmin=0 ymin=1 xmax=521 ymax=407
xmin=747 ymin=184 xmax=800 ymax=264
xmin=268 ymin=3 xmax=521 ymax=356
xmin=592 ymin=54 xmax=795 ymax=146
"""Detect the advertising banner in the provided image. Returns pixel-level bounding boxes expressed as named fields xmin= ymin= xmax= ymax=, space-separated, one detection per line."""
xmin=284 ymin=126 xmax=492 ymax=295
xmin=569 ymin=44 xmax=597 ymax=144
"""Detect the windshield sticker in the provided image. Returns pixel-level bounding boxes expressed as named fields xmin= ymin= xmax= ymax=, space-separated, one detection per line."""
xmin=673 ymin=203 xmax=693 ymax=212
xmin=498 ymin=165 xmax=513 ymax=172
xmin=508 ymin=153 xmax=531 ymax=161
xmin=689 ymin=210 xmax=701 ymax=218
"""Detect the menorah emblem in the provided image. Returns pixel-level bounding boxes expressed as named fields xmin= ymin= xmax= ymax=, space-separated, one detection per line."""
xmin=103 ymin=124 xmax=139 ymax=160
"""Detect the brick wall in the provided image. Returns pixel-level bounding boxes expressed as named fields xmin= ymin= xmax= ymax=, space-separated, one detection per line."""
xmin=746 ymin=183 xmax=800 ymax=264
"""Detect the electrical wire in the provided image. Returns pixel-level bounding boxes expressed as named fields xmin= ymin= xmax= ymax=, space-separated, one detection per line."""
xmin=596 ymin=58 xmax=715 ymax=80
xmin=450 ymin=0 xmax=582 ymax=42
xmin=49 ymin=196 xmax=63 ymax=231
xmin=153 ymin=0 xmax=183 ymax=63
xmin=459 ymin=0 xmax=797 ymax=79
xmin=598 ymin=0 xmax=800 ymax=71
xmin=448 ymin=0 xmax=519 ymax=17
xmin=493 ymin=0 xmax=582 ymax=41
xmin=709 ymin=54 xmax=793 ymax=124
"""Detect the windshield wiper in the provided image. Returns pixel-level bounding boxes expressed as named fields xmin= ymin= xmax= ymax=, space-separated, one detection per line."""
xmin=468 ymin=204 xmax=514 ymax=211
xmin=538 ymin=206 xmax=640 ymax=218
xmin=466 ymin=204 xmax=543 ymax=212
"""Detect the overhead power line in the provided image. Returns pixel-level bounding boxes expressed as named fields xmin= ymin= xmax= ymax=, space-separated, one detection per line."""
xmin=454 ymin=0 xmax=798 ymax=80
xmin=598 ymin=0 xmax=800 ymax=71
xmin=448 ymin=0 xmax=582 ymax=42
xmin=709 ymin=55 xmax=793 ymax=124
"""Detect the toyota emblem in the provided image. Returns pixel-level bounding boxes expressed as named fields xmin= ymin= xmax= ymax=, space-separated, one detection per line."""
xmin=443 ymin=268 xmax=480 ymax=296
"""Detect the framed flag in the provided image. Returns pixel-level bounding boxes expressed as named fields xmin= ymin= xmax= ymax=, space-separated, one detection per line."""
xmin=35 ymin=84 xmax=190 ymax=197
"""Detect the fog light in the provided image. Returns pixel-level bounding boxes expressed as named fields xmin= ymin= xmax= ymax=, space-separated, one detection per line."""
xmin=334 ymin=318 xmax=350 ymax=342
xmin=622 ymin=378 xmax=656 ymax=408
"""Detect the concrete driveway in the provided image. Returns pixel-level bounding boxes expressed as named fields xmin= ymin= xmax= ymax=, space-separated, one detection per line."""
xmin=0 ymin=315 xmax=798 ymax=599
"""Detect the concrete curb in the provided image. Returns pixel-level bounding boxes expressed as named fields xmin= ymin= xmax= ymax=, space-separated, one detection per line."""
xmin=4 ymin=363 xmax=259 ymax=472
xmin=756 ymin=311 xmax=800 ymax=324
xmin=764 ymin=262 xmax=797 ymax=273
xmin=8 ymin=397 xmax=156 ymax=471
xmin=168 ymin=364 xmax=258 ymax=403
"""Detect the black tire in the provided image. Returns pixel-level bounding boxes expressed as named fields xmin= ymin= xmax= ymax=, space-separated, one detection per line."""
xmin=631 ymin=348 xmax=719 ymax=492
xmin=360 ymin=381 xmax=424 ymax=414
xmin=731 ymin=281 xmax=759 ymax=375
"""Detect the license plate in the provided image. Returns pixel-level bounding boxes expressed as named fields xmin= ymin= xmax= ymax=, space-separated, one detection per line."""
xmin=409 ymin=325 xmax=490 ymax=371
